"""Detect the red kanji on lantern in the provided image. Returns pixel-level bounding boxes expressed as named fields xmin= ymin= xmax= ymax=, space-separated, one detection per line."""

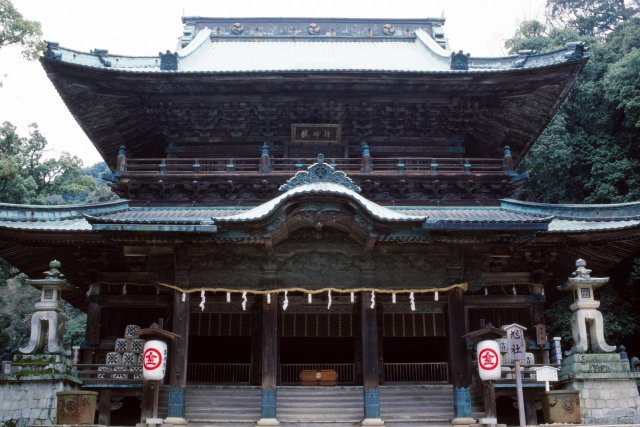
xmin=479 ymin=348 xmax=499 ymax=370
xmin=143 ymin=348 xmax=162 ymax=370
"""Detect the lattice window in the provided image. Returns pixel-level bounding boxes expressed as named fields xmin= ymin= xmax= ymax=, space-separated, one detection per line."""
xmin=189 ymin=312 xmax=251 ymax=336
xmin=280 ymin=313 xmax=353 ymax=337
xmin=382 ymin=312 xmax=446 ymax=337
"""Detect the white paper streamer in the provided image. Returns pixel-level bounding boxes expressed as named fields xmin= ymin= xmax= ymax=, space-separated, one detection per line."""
xmin=86 ymin=284 xmax=94 ymax=297
xmin=484 ymin=287 xmax=488 ymax=296
xmin=122 ymin=284 xmax=127 ymax=295
xmin=512 ymin=285 xmax=517 ymax=295
xmin=410 ymin=292 xmax=416 ymax=312
xmin=199 ymin=289 xmax=205 ymax=311
xmin=392 ymin=292 xmax=396 ymax=304
xmin=370 ymin=290 xmax=375 ymax=309
xmin=181 ymin=292 xmax=186 ymax=302
xmin=350 ymin=292 xmax=354 ymax=303
xmin=283 ymin=290 xmax=289 ymax=311
xmin=308 ymin=293 xmax=312 ymax=304
xmin=226 ymin=292 xmax=231 ymax=303
xmin=267 ymin=293 xmax=271 ymax=304
xmin=434 ymin=291 xmax=439 ymax=301
xmin=327 ymin=290 xmax=332 ymax=310
xmin=242 ymin=291 xmax=247 ymax=311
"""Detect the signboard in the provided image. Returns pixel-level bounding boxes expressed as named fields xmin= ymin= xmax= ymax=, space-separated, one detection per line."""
xmin=535 ymin=324 xmax=547 ymax=346
xmin=503 ymin=323 xmax=527 ymax=363
xmin=534 ymin=365 xmax=559 ymax=382
xmin=477 ymin=340 xmax=501 ymax=381
xmin=291 ymin=124 xmax=342 ymax=146
xmin=142 ymin=340 xmax=167 ymax=380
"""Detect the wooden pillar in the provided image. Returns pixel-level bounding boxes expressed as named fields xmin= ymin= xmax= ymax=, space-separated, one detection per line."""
xmin=448 ymin=287 xmax=473 ymax=422
xmin=258 ymin=295 xmax=279 ymax=425
xmin=98 ymin=388 xmax=111 ymax=425
xmin=250 ymin=301 xmax=263 ymax=385
xmin=361 ymin=291 xmax=383 ymax=425
xmin=83 ymin=285 xmax=101 ymax=364
xmin=523 ymin=389 xmax=539 ymax=426
xmin=482 ymin=382 xmax=497 ymax=420
xmin=165 ymin=291 xmax=190 ymax=424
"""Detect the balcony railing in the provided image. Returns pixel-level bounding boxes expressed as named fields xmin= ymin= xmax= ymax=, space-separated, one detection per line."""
xmin=384 ymin=362 xmax=449 ymax=383
xmin=119 ymin=157 xmax=506 ymax=177
xmin=187 ymin=363 xmax=251 ymax=384
xmin=280 ymin=363 xmax=355 ymax=384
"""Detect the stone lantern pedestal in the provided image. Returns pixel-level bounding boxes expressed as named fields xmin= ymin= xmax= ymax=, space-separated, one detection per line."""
xmin=559 ymin=353 xmax=640 ymax=424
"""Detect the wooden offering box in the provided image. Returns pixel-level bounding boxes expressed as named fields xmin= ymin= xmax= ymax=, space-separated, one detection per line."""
xmin=299 ymin=369 xmax=338 ymax=386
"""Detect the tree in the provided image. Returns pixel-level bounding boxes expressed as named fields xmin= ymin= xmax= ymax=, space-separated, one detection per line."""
xmin=0 ymin=121 xmax=118 ymax=204
xmin=0 ymin=0 xmax=44 ymax=59
xmin=546 ymin=0 xmax=640 ymax=37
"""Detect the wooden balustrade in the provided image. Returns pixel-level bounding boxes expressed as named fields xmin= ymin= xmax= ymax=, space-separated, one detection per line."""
xmin=384 ymin=362 xmax=449 ymax=383
xmin=121 ymin=157 xmax=506 ymax=176
xmin=73 ymin=363 xmax=144 ymax=385
xmin=187 ymin=363 xmax=251 ymax=384
xmin=280 ymin=363 xmax=355 ymax=384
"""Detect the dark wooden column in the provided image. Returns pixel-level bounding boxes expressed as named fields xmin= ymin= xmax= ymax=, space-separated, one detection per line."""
xmin=448 ymin=287 xmax=473 ymax=421
xmin=361 ymin=291 xmax=383 ymax=423
xmin=165 ymin=247 xmax=190 ymax=424
xmin=166 ymin=291 xmax=190 ymax=423
xmin=259 ymin=295 xmax=279 ymax=423
xmin=98 ymin=388 xmax=111 ymax=425
xmin=83 ymin=284 xmax=101 ymax=364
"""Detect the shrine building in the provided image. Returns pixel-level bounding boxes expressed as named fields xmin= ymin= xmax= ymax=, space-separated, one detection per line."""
xmin=2 ymin=16 xmax=640 ymax=426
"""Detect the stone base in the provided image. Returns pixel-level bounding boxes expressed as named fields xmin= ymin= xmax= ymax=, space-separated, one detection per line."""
xmin=361 ymin=418 xmax=385 ymax=426
xmin=255 ymin=418 xmax=280 ymax=426
xmin=163 ymin=416 xmax=187 ymax=425
xmin=451 ymin=417 xmax=477 ymax=425
xmin=560 ymin=353 xmax=640 ymax=424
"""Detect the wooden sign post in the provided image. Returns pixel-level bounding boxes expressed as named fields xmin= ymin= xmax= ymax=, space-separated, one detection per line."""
xmin=503 ymin=324 xmax=527 ymax=427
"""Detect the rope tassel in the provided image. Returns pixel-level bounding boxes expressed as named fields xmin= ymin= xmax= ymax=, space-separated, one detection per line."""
xmin=199 ymin=290 xmax=206 ymax=311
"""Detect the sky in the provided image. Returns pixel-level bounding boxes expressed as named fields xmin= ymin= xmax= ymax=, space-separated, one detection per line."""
xmin=0 ymin=0 xmax=546 ymax=166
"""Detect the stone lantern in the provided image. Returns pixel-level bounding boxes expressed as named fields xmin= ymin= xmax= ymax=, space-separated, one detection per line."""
xmin=558 ymin=259 xmax=615 ymax=355
xmin=19 ymin=260 xmax=74 ymax=355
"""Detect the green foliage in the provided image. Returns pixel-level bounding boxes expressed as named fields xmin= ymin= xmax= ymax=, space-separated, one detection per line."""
xmin=0 ymin=121 xmax=118 ymax=204
xmin=0 ymin=0 xmax=45 ymax=59
xmin=546 ymin=0 xmax=639 ymax=37
xmin=509 ymin=3 xmax=640 ymax=349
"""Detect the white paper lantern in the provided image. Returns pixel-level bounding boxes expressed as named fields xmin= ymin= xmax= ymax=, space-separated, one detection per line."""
xmin=142 ymin=340 xmax=168 ymax=380
xmin=477 ymin=340 xmax=501 ymax=381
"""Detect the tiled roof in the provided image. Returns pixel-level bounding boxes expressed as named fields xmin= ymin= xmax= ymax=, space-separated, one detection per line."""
xmin=44 ymin=26 xmax=586 ymax=75
xmin=214 ymin=182 xmax=427 ymax=223
xmin=3 ymin=196 xmax=640 ymax=235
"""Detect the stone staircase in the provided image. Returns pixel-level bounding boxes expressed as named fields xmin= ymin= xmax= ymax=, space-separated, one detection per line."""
xmin=380 ymin=384 xmax=454 ymax=427
xmin=277 ymin=386 xmax=363 ymax=426
xmin=158 ymin=384 xmax=458 ymax=427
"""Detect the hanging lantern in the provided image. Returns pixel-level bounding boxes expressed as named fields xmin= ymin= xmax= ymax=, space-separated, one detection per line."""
xmin=142 ymin=340 xmax=168 ymax=380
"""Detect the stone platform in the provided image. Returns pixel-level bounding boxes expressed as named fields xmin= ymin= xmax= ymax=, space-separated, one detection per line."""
xmin=560 ymin=353 xmax=640 ymax=424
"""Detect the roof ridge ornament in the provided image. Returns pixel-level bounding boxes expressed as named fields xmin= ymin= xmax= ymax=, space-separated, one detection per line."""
xmin=279 ymin=153 xmax=361 ymax=193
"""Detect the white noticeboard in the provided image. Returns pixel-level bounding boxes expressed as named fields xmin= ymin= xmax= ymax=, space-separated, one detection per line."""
xmin=534 ymin=365 xmax=559 ymax=382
